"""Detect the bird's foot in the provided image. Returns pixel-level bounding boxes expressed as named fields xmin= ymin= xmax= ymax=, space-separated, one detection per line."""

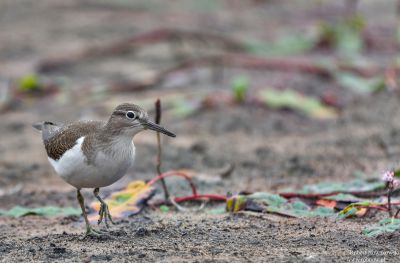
xmin=80 ymin=226 xmax=107 ymax=239
xmin=98 ymin=202 xmax=115 ymax=228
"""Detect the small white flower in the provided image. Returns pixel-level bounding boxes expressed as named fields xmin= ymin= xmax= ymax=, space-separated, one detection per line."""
xmin=382 ymin=170 xmax=395 ymax=183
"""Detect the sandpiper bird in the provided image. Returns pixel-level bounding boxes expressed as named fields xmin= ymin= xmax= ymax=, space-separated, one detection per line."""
xmin=33 ymin=103 xmax=176 ymax=236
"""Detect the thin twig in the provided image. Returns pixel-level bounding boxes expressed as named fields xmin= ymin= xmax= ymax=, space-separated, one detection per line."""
xmin=394 ymin=208 xmax=400 ymax=218
xmin=147 ymin=170 xmax=198 ymax=196
xmin=37 ymin=28 xmax=244 ymax=73
xmin=388 ymin=185 xmax=393 ymax=217
xmin=169 ymin=196 xmax=207 ymax=212
xmin=174 ymin=194 xmax=227 ymax=202
xmin=155 ymin=99 xmax=170 ymax=200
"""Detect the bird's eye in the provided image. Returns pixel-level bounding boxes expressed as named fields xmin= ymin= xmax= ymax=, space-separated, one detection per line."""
xmin=126 ymin=111 xmax=136 ymax=119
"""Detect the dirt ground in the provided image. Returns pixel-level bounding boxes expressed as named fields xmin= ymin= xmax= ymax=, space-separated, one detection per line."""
xmin=1 ymin=0 xmax=400 ymax=262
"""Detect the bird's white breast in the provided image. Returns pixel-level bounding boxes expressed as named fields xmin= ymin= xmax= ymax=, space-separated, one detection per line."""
xmin=48 ymin=136 xmax=135 ymax=189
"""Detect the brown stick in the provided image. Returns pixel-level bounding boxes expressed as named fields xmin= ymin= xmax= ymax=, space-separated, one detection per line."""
xmin=37 ymin=28 xmax=245 ymax=73
xmin=101 ymin=53 xmax=384 ymax=94
xmin=155 ymin=54 xmax=383 ymax=79
xmin=155 ymin=99 xmax=170 ymax=200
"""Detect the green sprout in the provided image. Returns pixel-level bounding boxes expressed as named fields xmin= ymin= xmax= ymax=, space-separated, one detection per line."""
xmin=17 ymin=74 xmax=43 ymax=92
xmin=231 ymin=76 xmax=249 ymax=103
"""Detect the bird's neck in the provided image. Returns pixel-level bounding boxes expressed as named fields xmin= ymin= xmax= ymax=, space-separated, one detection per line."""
xmin=95 ymin=126 xmax=135 ymax=152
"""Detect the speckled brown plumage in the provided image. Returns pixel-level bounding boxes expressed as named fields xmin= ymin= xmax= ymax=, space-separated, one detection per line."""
xmin=44 ymin=121 xmax=104 ymax=160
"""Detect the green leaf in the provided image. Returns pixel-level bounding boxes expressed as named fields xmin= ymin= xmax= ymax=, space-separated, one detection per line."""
xmin=335 ymin=26 xmax=363 ymax=58
xmin=0 ymin=206 xmax=81 ymax=218
xmin=318 ymin=16 xmax=365 ymax=58
xmin=338 ymin=201 xmax=379 ymax=219
xmin=206 ymin=206 xmax=226 ymax=215
xmin=281 ymin=179 xmax=385 ymax=195
xmin=247 ymin=192 xmax=287 ymax=207
xmin=336 ymin=73 xmax=385 ymax=94
xmin=258 ymin=88 xmax=337 ymax=119
xmin=323 ymin=193 xmax=360 ymax=202
xmin=115 ymin=193 xmax=132 ymax=204
xmin=265 ymin=200 xmax=335 ymax=218
xmin=245 ymin=34 xmax=316 ymax=57
xmin=159 ymin=205 xmax=170 ymax=213
xmin=363 ymin=218 xmax=400 ymax=237
xmin=231 ymin=76 xmax=249 ymax=102
xmin=172 ymin=97 xmax=200 ymax=118
xmin=246 ymin=193 xmax=335 ymax=218
xmin=338 ymin=207 xmax=359 ymax=219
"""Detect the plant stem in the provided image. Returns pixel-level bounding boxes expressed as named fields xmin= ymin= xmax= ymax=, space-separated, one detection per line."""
xmin=155 ymin=99 xmax=170 ymax=200
xmin=388 ymin=185 xmax=393 ymax=217
xmin=148 ymin=170 xmax=198 ymax=196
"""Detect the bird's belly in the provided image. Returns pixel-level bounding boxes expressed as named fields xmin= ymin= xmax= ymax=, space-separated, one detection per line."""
xmin=48 ymin=138 xmax=135 ymax=189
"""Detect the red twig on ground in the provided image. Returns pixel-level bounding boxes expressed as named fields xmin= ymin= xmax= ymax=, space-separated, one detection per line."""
xmin=181 ymin=54 xmax=382 ymax=78
xmin=148 ymin=171 xmax=198 ymax=196
xmin=174 ymin=194 xmax=227 ymax=202
xmin=147 ymin=170 xmax=227 ymax=203
xmin=279 ymin=189 xmax=387 ymax=199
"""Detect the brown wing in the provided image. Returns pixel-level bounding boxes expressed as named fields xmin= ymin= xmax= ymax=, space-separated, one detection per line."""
xmin=45 ymin=120 xmax=104 ymax=160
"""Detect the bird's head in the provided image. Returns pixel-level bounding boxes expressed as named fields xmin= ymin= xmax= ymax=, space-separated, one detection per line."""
xmin=106 ymin=103 xmax=176 ymax=138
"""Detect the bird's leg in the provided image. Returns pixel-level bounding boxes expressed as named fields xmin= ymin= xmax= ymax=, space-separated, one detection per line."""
xmin=77 ymin=189 xmax=101 ymax=237
xmin=93 ymin=188 xmax=114 ymax=228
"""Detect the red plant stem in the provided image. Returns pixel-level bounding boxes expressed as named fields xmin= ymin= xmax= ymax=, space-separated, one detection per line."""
xmin=279 ymin=190 xmax=386 ymax=199
xmin=174 ymin=194 xmax=227 ymax=202
xmin=147 ymin=171 xmax=198 ymax=196
xmin=147 ymin=170 xmax=227 ymax=203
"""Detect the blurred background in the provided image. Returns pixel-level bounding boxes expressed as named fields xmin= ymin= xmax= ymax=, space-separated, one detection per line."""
xmin=1 ymin=0 xmax=400 ymax=205
xmin=3 ymin=1 xmax=400 ymax=261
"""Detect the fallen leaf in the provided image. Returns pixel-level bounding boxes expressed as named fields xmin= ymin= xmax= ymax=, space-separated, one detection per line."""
xmin=226 ymin=194 xmax=247 ymax=212
xmin=363 ymin=218 xmax=400 ymax=237
xmin=0 ymin=206 xmax=80 ymax=218
xmin=89 ymin=181 xmax=156 ymax=222
xmin=226 ymin=192 xmax=335 ymax=218
xmin=336 ymin=73 xmax=384 ymax=94
xmin=258 ymin=88 xmax=337 ymax=119
xmin=171 ymin=97 xmax=201 ymax=118
xmin=245 ymin=33 xmax=316 ymax=57
xmin=316 ymin=199 xmax=337 ymax=208
xmin=338 ymin=201 xmax=378 ymax=219
xmin=322 ymin=193 xmax=361 ymax=202
xmin=281 ymin=179 xmax=385 ymax=195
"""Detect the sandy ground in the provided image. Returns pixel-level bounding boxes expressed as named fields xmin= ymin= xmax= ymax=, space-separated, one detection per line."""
xmin=1 ymin=0 xmax=400 ymax=262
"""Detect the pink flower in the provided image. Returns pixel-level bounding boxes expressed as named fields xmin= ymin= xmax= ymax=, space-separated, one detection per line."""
xmin=382 ymin=170 xmax=395 ymax=183
xmin=393 ymin=179 xmax=400 ymax=189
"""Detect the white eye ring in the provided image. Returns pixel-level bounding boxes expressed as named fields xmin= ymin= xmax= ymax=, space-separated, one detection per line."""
xmin=126 ymin=111 xmax=136 ymax=119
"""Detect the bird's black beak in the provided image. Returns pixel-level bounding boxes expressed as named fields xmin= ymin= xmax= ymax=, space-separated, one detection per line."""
xmin=144 ymin=121 xmax=176 ymax=137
